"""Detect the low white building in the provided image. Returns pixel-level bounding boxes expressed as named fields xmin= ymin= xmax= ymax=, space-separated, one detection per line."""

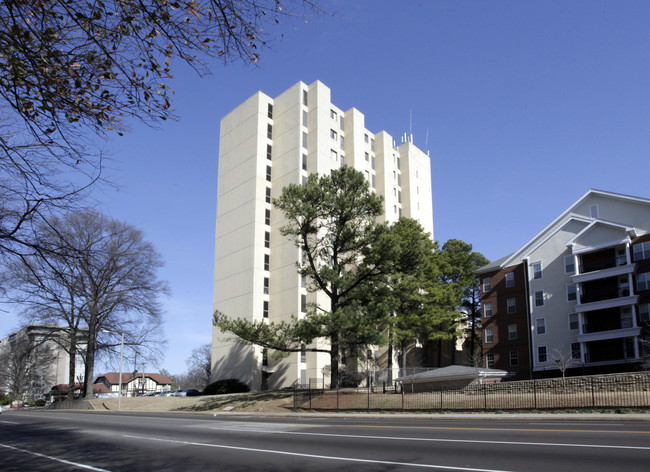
xmin=93 ymin=372 xmax=174 ymax=397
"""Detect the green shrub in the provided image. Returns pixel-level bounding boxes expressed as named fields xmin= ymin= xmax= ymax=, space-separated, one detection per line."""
xmin=203 ymin=379 xmax=250 ymax=395
xmin=34 ymin=399 xmax=46 ymax=407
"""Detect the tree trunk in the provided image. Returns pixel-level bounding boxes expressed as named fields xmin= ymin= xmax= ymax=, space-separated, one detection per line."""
xmin=83 ymin=336 xmax=95 ymax=400
xmin=330 ymin=332 xmax=339 ymax=390
xmin=387 ymin=343 xmax=393 ymax=384
xmin=67 ymin=329 xmax=77 ymax=400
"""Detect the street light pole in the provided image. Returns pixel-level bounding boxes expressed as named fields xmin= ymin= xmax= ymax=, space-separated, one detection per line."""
xmin=118 ymin=331 xmax=124 ymax=411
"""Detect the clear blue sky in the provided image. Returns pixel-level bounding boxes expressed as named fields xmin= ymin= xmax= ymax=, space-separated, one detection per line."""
xmin=2 ymin=0 xmax=649 ymax=376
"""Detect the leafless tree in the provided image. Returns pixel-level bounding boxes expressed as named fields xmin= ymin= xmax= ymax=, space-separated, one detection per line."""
xmin=551 ymin=348 xmax=577 ymax=384
xmin=2 ymin=210 xmax=168 ymax=399
xmin=176 ymin=344 xmax=212 ymax=391
xmin=0 ymin=1 xmax=324 ymax=258
xmin=0 ymin=330 xmax=53 ymax=399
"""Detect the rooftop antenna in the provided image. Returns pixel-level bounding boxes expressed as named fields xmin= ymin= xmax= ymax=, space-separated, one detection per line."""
xmin=409 ymin=109 xmax=413 ymax=143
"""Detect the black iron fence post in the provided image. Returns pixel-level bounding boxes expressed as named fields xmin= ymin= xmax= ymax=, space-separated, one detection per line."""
xmin=591 ymin=378 xmax=595 ymax=408
xmin=483 ymin=383 xmax=487 ymax=411
xmin=533 ymin=380 xmax=537 ymax=410
xmin=367 ymin=370 xmax=370 ymax=412
xmin=336 ymin=381 xmax=340 ymax=413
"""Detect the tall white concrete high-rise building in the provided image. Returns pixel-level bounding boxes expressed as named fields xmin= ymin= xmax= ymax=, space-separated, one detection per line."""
xmin=212 ymin=80 xmax=433 ymax=390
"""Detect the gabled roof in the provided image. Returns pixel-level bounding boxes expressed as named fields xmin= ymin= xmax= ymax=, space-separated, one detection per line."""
xmin=477 ymin=189 xmax=650 ymax=273
xmin=94 ymin=372 xmax=173 ymax=386
xmin=395 ymin=365 xmax=507 ymax=384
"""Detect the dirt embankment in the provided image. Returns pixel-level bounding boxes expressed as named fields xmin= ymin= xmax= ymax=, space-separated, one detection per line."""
xmin=88 ymin=391 xmax=295 ymax=413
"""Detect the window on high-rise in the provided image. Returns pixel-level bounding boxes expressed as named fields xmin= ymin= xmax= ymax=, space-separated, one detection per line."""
xmin=633 ymin=241 xmax=650 ymax=261
xmin=637 ymin=272 xmax=650 ymax=291
xmin=565 ymin=255 xmax=575 ymax=274
xmin=569 ymin=313 xmax=579 ymax=330
xmin=265 ymin=187 xmax=271 ymax=204
xmin=330 ymin=129 xmax=337 ymax=140
xmin=483 ymin=302 xmax=492 ymax=318
xmin=266 ymin=144 xmax=272 ymax=160
xmin=302 ymin=110 xmax=308 ymax=127
xmin=264 ymin=254 xmax=269 ymax=271
xmin=482 ymin=278 xmax=491 ymax=292
xmin=266 ymin=165 xmax=272 ymax=182
xmin=538 ymin=345 xmax=547 ymax=363
xmin=265 ymin=209 xmax=270 ymax=226
xmin=508 ymin=324 xmax=517 ymax=340
xmin=571 ymin=343 xmax=581 ymax=360
xmin=639 ymin=303 xmax=649 ymax=322
xmin=301 ymin=294 xmax=307 ymax=313
xmin=567 ymin=284 xmax=577 ymax=302
xmin=264 ymin=231 xmax=270 ymax=248
xmin=267 ymin=123 xmax=272 ymax=139
xmin=267 ymin=103 xmax=273 ymax=119
xmin=331 ymin=149 xmax=337 ymax=161
xmin=302 ymin=90 xmax=308 ymax=106
xmin=330 ymin=109 xmax=337 ymax=120
xmin=302 ymin=154 xmax=308 ymax=171
xmin=302 ymin=131 xmax=308 ymax=148
xmin=263 ymin=277 xmax=269 ymax=294
xmin=263 ymin=301 xmax=269 ymax=318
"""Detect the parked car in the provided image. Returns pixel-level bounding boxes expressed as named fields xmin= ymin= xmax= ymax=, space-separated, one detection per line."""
xmin=175 ymin=389 xmax=200 ymax=397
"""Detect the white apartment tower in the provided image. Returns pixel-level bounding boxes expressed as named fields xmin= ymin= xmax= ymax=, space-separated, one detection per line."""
xmin=213 ymin=81 xmax=433 ymax=390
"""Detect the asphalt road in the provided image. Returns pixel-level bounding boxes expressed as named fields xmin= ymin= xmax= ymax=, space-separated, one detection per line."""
xmin=1 ymin=410 xmax=649 ymax=471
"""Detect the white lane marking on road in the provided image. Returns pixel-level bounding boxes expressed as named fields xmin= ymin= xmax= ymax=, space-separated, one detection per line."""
xmin=200 ymin=421 xmax=319 ymax=432
xmin=527 ymin=423 xmax=624 ymax=426
xmin=205 ymin=426 xmax=650 ymax=451
xmin=0 ymin=443 xmax=111 ymax=471
xmin=122 ymin=434 xmax=514 ymax=472
xmin=0 ymin=420 xmax=20 ymax=424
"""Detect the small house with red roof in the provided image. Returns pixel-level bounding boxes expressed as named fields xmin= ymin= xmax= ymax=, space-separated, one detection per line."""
xmin=94 ymin=372 xmax=174 ymax=397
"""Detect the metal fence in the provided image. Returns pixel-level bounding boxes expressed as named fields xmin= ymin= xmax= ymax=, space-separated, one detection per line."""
xmin=293 ymin=372 xmax=650 ymax=412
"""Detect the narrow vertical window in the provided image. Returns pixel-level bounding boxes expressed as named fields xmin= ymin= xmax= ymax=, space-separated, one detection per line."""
xmin=263 ymin=277 xmax=269 ymax=294
xmin=264 ymin=231 xmax=270 ymax=248
xmin=267 ymin=103 xmax=273 ymax=119
xmin=302 ymin=154 xmax=308 ymax=171
xmin=505 ymin=272 xmax=515 ymax=288
xmin=302 ymin=131 xmax=308 ymax=148
xmin=265 ymin=187 xmax=271 ymax=204
xmin=302 ymin=90 xmax=308 ymax=106
xmin=532 ymin=262 xmax=542 ymax=279
xmin=267 ymin=123 xmax=272 ymax=139
xmin=302 ymin=110 xmax=308 ymax=127
xmin=265 ymin=208 xmax=270 ymax=226
xmin=534 ymin=290 xmax=544 ymax=307
xmin=266 ymin=144 xmax=272 ymax=160
xmin=565 ymin=255 xmax=575 ymax=274
xmin=264 ymin=254 xmax=270 ymax=271
xmin=301 ymin=294 xmax=307 ymax=313
xmin=263 ymin=301 xmax=269 ymax=318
